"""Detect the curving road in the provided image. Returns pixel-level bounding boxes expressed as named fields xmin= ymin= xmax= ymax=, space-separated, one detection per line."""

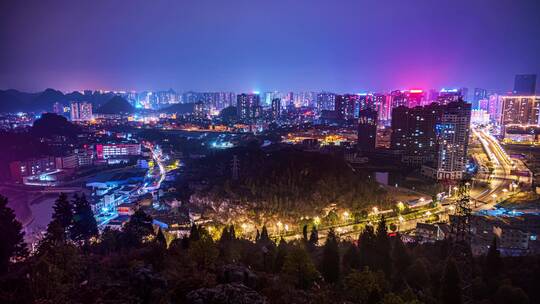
xmin=471 ymin=128 xmax=516 ymax=210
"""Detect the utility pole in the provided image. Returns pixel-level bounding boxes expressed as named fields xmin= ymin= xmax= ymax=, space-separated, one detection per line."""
xmin=449 ymin=180 xmax=474 ymax=302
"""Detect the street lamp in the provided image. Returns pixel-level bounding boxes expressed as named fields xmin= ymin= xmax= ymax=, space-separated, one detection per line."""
xmin=372 ymin=206 xmax=379 ymax=214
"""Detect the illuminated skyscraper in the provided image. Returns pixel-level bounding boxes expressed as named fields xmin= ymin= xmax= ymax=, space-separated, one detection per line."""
xmin=488 ymin=94 xmax=503 ymax=123
xmin=271 ymin=98 xmax=281 ymax=120
xmin=513 ymin=74 xmax=537 ymax=95
xmin=70 ymin=101 xmax=93 ymax=121
xmin=357 ymin=108 xmax=378 ymax=151
xmin=473 ymin=88 xmax=487 ymax=109
xmin=316 ymin=92 xmax=335 ymax=113
xmin=373 ymin=93 xmax=391 ymax=123
xmin=424 ymin=101 xmax=472 ymax=180
xmin=500 ymin=95 xmax=540 ymax=136
xmin=391 ymin=101 xmax=471 ymax=180
xmin=236 ymin=93 xmax=261 ymax=121
xmin=390 ymin=90 xmax=408 ymax=108
xmin=437 ymin=88 xmax=464 ymax=105
xmin=335 ymin=94 xmax=358 ymax=121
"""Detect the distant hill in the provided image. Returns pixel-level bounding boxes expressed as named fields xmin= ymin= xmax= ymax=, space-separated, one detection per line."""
xmin=0 ymin=88 xmax=117 ymax=113
xmin=95 ymin=96 xmax=135 ymax=114
xmin=162 ymin=103 xmax=196 ymax=114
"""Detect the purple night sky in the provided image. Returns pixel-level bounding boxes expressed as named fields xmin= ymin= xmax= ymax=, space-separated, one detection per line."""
xmin=1 ymin=0 xmax=539 ymax=93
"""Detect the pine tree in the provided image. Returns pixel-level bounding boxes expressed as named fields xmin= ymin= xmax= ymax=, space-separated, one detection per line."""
xmin=375 ymin=216 xmax=392 ymax=275
xmin=259 ymin=225 xmax=270 ymax=244
xmin=219 ymin=226 xmax=230 ymax=243
xmin=0 ymin=195 xmax=27 ymax=273
xmin=358 ymin=224 xmax=376 ymax=269
xmin=342 ymin=242 xmax=361 ymax=272
xmin=483 ymin=237 xmax=502 ymax=280
xmin=440 ymin=258 xmax=462 ymax=304
xmin=189 ymin=223 xmax=200 ymax=242
xmin=321 ymin=228 xmax=340 ymax=283
xmin=123 ymin=209 xmax=154 ymax=247
xmin=392 ymin=233 xmax=411 ymax=274
xmin=70 ymin=193 xmax=98 ymax=243
xmin=37 ymin=218 xmax=66 ymax=254
xmin=229 ymin=225 xmax=236 ymax=240
xmin=255 ymin=229 xmax=260 ymax=242
xmin=282 ymin=242 xmax=319 ymax=289
xmin=308 ymin=226 xmax=319 ymax=247
xmin=51 ymin=193 xmax=73 ymax=233
xmin=302 ymin=224 xmax=308 ymax=242
xmin=155 ymin=227 xmax=167 ymax=248
xmin=274 ymin=237 xmax=288 ymax=273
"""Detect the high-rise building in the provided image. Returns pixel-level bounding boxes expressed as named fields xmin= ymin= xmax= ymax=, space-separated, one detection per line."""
xmin=357 ymin=108 xmax=378 ymax=151
xmin=500 ymin=95 xmax=540 ymax=136
xmin=424 ymin=101 xmax=471 ymax=180
xmin=391 ymin=101 xmax=471 ymax=180
xmin=473 ymin=88 xmax=487 ymax=109
xmin=488 ymin=94 xmax=503 ymax=124
xmin=271 ymin=98 xmax=281 ymax=120
xmin=437 ymin=89 xmax=464 ymax=105
xmin=373 ymin=93 xmax=391 ymax=123
xmin=391 ymin=104 xmax=442 ymax=165
xmin=70 ymin=101 xmax=93 ymax=121
xmin=513 ymin=74 xmax=537 ymax=95
xmin=236 ymin=93 xmax=261 ymax=121
xmin=407 ymin=90 xmax=424 ymax=108
xmin=335 ymin=94 xmax=358 ymax=121
xmin=316 ymin=92 xmax=336 ymax=113
xmin=357 ymin=94 xmax=374 ymax=111
xmin=478 ymin=99 xmax=489 ymax=112
xmin=390 ymin=90 xmax=408 ymax=108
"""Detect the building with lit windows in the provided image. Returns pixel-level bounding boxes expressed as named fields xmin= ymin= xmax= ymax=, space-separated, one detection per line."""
xmin=437 ymin=88 xmax=464 ymax=105
xmin=316 ymin=92 xmax=336 ymax=113
xmin=271 ymin=98 xmax=281 ymax=120
xmin=357 ymin=108 xmax=378 ymax=151
xmin=473 ymin=88 xmax=488 ymax=109
xmin=70 ymin=101 xmax=93 ymax=121
xmin=236 ymin=93 xmax=260 ymax=121
xmin=96 ymin=144 xmax=142 ymax=160
xmin=500 ymin=95 xmax=540 ymax=140
xmin=421 ymin=101 xmax=472 ymax=180
xmin=488 ymin=94 xmax=503 ymax=124
xmin=335 ymin=94 xmax=358 ymax=121
xmin=9 ymin=157 xmax=57 ymax=183
xmin=373 ymin=93 xmax=391 ymax=123
xmin=391 ymin=101 xmax=471 ymax=180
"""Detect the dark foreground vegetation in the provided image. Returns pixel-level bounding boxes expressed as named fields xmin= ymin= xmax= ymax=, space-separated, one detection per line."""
xmin=1 ymin=194 xmax=538 ymax=304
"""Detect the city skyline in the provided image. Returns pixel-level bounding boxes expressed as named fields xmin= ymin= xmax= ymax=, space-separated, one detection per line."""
xmin=1 ymin=0 xmax=540 ymax=93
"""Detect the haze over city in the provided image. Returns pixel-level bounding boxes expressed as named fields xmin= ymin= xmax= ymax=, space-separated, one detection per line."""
xmin=1 ymin=0 xmax=540 ymax=92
